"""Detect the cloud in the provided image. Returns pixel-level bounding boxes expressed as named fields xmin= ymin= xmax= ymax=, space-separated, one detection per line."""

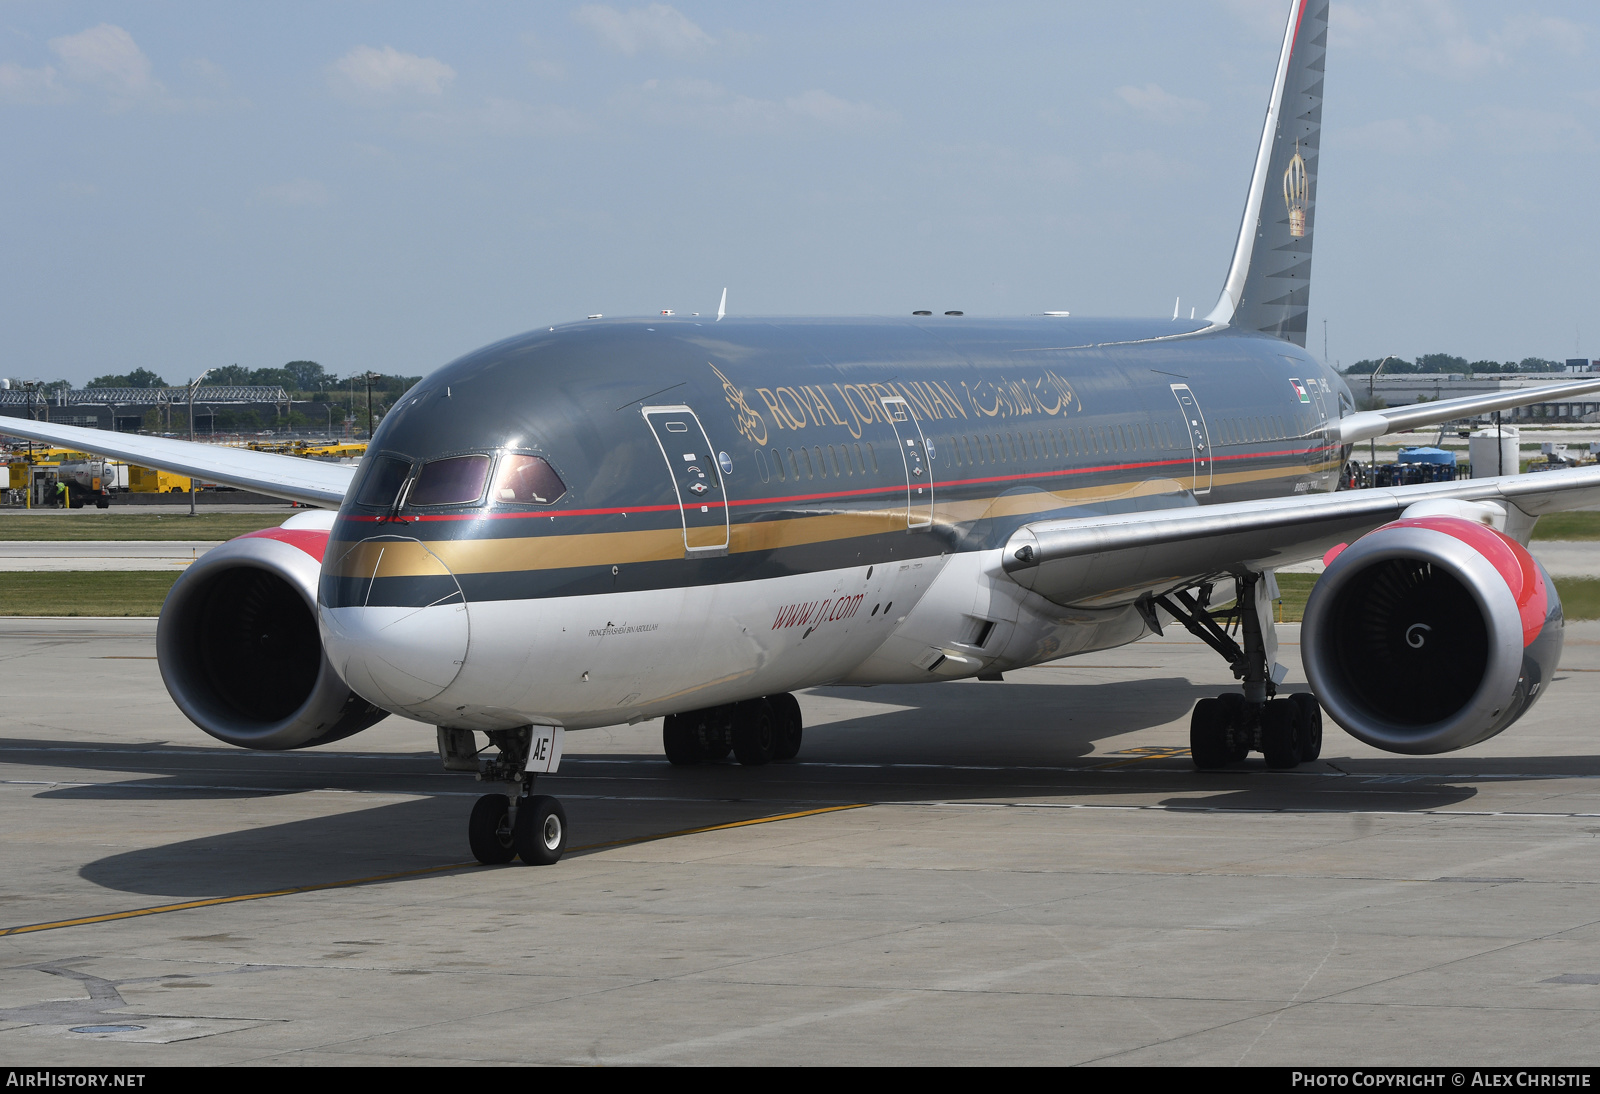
xmin=257 ymin=179 xmax=333 ymax=207
xmin=1114 ymin=83 xmax=1207 ymax=124
xmin=573 ymin=3 xmax=714 ymax=57
xmin=49 ymin=24 xmax=158 ymax=98
xmin=330 ymin=45 xmax=455 ymax=98
xmin=0 ymin=62 xmax=65 ymax=105
xmin=1335 ymin=2 xmax=1589 ymax=79
xmin=627 ymin=78 xmax=897 ymax=131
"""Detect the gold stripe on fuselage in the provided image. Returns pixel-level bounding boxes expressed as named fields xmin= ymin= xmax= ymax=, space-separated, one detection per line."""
xmin=324 ymin=456 xmax=1330 ymax=579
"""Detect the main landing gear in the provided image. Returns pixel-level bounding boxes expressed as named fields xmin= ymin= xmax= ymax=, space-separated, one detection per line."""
xmin=446 ymin=726 xmax=569 ymax=866
xmin=1140 ymin=573 xmax=1323 ymax=771
xmin=662 ymin=693 xmax=803 ymax=766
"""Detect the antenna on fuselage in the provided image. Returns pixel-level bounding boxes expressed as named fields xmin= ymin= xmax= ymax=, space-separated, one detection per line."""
xmin=717 ymin=287 xmax=727 ymax=322
xmin=1173 ymin=296 xmax=1180 ymax=321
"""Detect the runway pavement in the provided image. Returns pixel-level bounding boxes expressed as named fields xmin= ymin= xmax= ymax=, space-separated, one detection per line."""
xmin=2 ymin=618 xmax=1599 ymax=1065
xmin=0 ymin=542 xmax=220 ymax=572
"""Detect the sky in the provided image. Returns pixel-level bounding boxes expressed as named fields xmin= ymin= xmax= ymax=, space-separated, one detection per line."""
xmin=1 ymin=1 xmax=1597 ymax=385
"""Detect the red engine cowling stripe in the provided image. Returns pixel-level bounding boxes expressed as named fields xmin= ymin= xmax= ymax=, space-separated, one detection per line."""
xmin=236 ymin=527 xmax=330 ymax=563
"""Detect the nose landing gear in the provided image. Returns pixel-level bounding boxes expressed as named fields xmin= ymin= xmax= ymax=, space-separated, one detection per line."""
xmin=445 ymin=726 xmax=569 ymax=866
xmin=1140 ymin=572 xmax=1325 ymax=771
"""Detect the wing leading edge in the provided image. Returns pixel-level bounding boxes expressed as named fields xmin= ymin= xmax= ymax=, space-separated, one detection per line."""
xmin=1004 ymin=467 xmax=1600 ymax=608
xmin=0 ymin=417 xmax=354 ymax=508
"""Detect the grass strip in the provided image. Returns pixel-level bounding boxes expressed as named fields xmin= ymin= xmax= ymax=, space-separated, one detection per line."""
xmin=0 ymin=512 xmax=291 ymax=541
xmin=0 ymin=572 xmax=180 ymax=615
xmin=1529 ymin=512 xmax=1600 ymax=541
xmin=1271 ymin=573 xmax=1600 ymax=622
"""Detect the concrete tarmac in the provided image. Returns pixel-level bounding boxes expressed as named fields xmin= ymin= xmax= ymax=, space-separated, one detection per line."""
xmin=2 ymin=619 xmax=1600 ymax=1065
xmin=0 ymin=542 xmax=220 ymax=572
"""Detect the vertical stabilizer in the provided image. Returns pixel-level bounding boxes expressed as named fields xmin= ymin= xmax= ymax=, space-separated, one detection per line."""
xmin=1205 ymin=0 xmax=1328 ymax=347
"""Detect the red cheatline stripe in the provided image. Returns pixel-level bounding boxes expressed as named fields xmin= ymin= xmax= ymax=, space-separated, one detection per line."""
xmin=337 ymin=444 xmax=1336 ymax=524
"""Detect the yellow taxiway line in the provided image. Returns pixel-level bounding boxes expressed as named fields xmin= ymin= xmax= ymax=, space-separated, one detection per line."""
xmin=0 ymin=802 xmax=870 ymax=938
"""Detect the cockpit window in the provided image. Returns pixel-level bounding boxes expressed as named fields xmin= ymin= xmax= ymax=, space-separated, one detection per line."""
xmin=354 ymin=455 xmax=412 ymax=508
xmin=408 ymin=454 xmax=491 ymax=507
xmin=492 ymin=454 xmax=566 ymax=506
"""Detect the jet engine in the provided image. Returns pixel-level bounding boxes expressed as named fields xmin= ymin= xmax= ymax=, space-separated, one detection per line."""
xmin=156 ymin=515 xmax=387 ymax=750
xmin=1301 ymin=514 xmax=1562 ymax=755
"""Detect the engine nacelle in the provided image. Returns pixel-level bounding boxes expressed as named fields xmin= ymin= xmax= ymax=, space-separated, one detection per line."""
xmin=1301 ymin=515 xmax=1562 ymax=755
xmin=156 ymin=513 xmax=387 ymax=750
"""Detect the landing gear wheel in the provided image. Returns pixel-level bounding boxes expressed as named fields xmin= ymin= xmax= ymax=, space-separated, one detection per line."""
xmin=732 ymin=697 xmax=777 ymax=766
xmin=514 ymin=794 xmax=567 ymax=865
xmin=1190 ymin=698 xmax=1232 ymax=771
xmin=1289 ymin=692 xmax=1323 ymax=762
xmin=468 ymin=794 xmax=516 ymax=865
xmin=1216 ymin=692 xmax=1249 ymax=762
xmin=662 ymin=713 xmax=699 ymax=765
xmin=770 ymin=692 xmax=803 ymax=761
xmin=1261 ymin=697 xmax=1302 ymax=770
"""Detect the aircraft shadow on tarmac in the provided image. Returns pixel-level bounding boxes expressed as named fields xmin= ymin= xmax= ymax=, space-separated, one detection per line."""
xmin=10 ymin=675 xmax=1597 ymax=900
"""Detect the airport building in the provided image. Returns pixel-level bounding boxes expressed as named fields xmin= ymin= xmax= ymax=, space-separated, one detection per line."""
xmin=1359 ymin=370 xmax=1600 ymax=421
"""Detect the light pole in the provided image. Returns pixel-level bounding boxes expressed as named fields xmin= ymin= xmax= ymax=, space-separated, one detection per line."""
xmin=1367 ymin=355 xmax=1398 ymax=472
xmin=363 ymin=372 xmax=381 ymax=439
xmin=187 ymin=369 xmax=212 ymax=516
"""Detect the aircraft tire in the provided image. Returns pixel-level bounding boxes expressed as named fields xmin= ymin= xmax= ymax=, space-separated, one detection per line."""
xmin=732 ymin=697 xmax=776 ymax=766
xmin=468 ymin=793 xmax=516 ymax=865
xmin=1290 ymin=692 xmax=1323 ymax=762
xmin=1217 ymin=692 xmax=1249 ymax=762
xmin=1261 ymin=698 xmax=1302 ymax=770
xmin=770 ymin=693 xmax=803 ymax=761
xmin=514 ymin=795 xmax=567 ymax=866
xmin=1189 ymin=698 xmax=1231 ymax=771
xmin=662 ymin=713 xmax=699 ymax=765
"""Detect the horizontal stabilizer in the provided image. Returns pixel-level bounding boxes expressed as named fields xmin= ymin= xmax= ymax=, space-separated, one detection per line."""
xmin=0 ymin=417 xmax=354 ymax=508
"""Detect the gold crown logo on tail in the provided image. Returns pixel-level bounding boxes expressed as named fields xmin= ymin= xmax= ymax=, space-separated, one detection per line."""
xmin=1284 ymin=140 xmax=1308 ymax=238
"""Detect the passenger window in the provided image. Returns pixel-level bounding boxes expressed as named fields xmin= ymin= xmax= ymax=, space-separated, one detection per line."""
xmin=490 ymin=454 xmax=566 ymax=506
xmin=755 ymin=449 xmax=770 ymax=483
xmin=355 ymin=455 xmax=412 ymax=508
xmin=770 ymin=448 xmax=785 ymax=482
xmin=787 ymin=448 xmax=799 ymax=480
xmin=802 ymin=448 xmax=815 ymax=479
xmin=867 ymin=442 xmax=879 ymax=473
xmin=411 ymin=454 xmax=492 ymax=507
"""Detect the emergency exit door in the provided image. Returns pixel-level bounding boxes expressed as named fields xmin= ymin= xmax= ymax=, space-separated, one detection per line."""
xmin=642 ymin=406 xmax=729 ymax=555
xmin=880 ymin=396 xmax=933 ymax=530
xmin=1169 ymin=384 xmax=1214 ymax=496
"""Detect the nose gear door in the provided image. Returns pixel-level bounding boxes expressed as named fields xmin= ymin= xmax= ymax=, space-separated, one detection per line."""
xmin=880 ymin=396 xmax=933 ymax=530
xmin=642 ymin=405 xmax=730 ymax=556
xmin=1169 ymin=383 xmax=1214 ymax=497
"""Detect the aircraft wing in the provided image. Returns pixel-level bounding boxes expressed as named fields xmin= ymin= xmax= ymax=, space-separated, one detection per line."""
xmin=0 ymin=417 xmax=354 ymax=508
xmin=1334 ymin=376 xmax=1600 ymax=444
xmin=1004 ymin=467 xmax=1600 ymax=607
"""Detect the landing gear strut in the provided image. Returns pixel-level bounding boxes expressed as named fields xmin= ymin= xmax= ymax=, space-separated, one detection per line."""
xmin=446 ymin=726 xmax=569 ymax=866
xmin=1142 ymin=573 xmax=1323 ymax=771
xmin=663 ymin=693 xmax=803 ymax=766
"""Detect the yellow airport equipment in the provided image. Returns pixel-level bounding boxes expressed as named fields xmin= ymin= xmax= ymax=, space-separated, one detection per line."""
xmin=128 ymin=465 xmax=192 ymax=493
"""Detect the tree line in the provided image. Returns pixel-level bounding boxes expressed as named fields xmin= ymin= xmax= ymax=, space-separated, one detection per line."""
xmin=1343 ymin=354 xmax=1569 ymax=375
xmin=68 ymin=361 xmax=421 ymax=397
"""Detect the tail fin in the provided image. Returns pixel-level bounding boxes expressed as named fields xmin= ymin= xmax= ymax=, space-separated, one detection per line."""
xmin=1205 ymin=0 xmax=1328 ymax=347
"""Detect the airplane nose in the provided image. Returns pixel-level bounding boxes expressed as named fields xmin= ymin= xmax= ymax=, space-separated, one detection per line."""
xmin=319 ymin=534 xmax=469 ymax=712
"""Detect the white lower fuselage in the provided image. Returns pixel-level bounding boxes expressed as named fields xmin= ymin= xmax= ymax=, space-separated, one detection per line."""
xmin=320 ymin=547 xmax=1150 ymax=732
